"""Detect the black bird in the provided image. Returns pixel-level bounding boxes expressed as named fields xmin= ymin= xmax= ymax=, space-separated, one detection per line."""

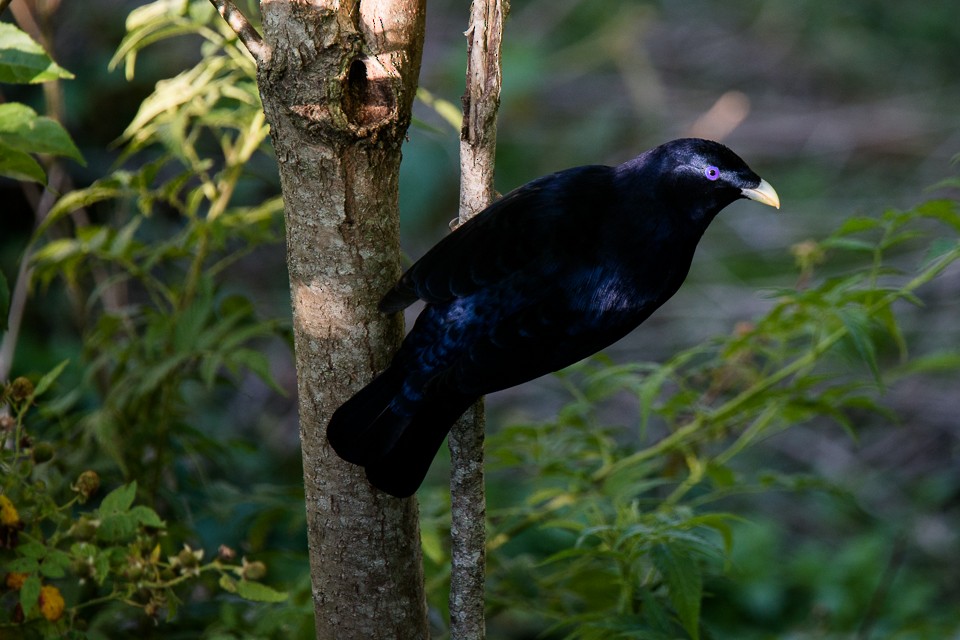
xmin=327 ymin=138 xmax=780 ymax=497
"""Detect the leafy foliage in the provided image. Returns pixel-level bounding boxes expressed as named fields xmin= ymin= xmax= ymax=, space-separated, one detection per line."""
xmin=0 ymin=371 xmax=285 ymax=637
xmin=2 ymin=2 xmax=296 ymax=637
xmin=0 ymin=24 xmax=82 ymax=184
xmin=30 ymin=0 xmax=283 ymax=492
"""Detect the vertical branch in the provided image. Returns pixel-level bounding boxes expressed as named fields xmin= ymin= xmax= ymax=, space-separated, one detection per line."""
xmin=449 ymin=1 xmax=505 ymax=638
xmin=458 ymin=0 xmax=505 ymax=219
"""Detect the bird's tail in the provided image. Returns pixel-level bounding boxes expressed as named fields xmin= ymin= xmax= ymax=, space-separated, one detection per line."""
xmin=326 ymin=365 xmax=409 ymax=465
xmin=326 ymin=367 xmax=476 ymax=498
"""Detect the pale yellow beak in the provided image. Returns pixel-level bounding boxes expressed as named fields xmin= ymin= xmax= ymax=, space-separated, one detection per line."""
xmin=741 ymin=178 xmax=780 ymax=210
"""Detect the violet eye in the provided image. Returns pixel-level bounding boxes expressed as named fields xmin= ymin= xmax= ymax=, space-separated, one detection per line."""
xmin=704 ymin=166 xmax=720 ymax=181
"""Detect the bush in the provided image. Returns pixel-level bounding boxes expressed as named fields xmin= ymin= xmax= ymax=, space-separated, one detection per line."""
xmin=1 ymin=5 xmax=295 ymax=637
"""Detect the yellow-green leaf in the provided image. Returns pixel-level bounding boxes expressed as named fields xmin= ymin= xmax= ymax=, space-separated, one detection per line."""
xmin=653 ymin=543 xmax=702 ymax=640
xmin=0 ymin=23 xmax=74 ymax=83
xmin=0 ymin=140 xmax=45 ymax=183
xmin=20 ymin=575 xmax=41 ymax=618
xmin=236 ymin=580 xmax=288 ymax=603
xmin=0 ymin=103 xmax=84 ymax=164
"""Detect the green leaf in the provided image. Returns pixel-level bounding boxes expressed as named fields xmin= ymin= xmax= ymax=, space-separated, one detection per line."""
xmin=653 ymin=544 xmax=702 ymax=640
xmin=833 ymin=215 xmax=881 ymax=236
xmin=5 ymin=557 xmax=40 ymax=573
xmin=416 ymin=88 xmax=462 ymax=131
xmin=97 ymin=483 xmax=148 ymax=542
xmin=638 ymin=365 xmax=672 ymax=437
xmin=235 ymin=580 xmax=288 ymax=603
xmin=820 ymin=236 xmax=877 ymax=253
xmin=98 ymin=513 xmax=138 ymax=542
xmin=915 ymin=198 xmax=960 ymax=231
xmin=705 ymin=462 xmax=736 ymax=489
xmin=0 ymin=140 xmax=46 ymax=183
xmin=138 ymin=353 xmax=191 ymax=394
xmin=20 ymin=574 xmax=41 ymax=618
xmin=33 ymin=236 xmax=80 ymax=260
xmin=685 ymin=513 xmax=744 ymax=557
xmin=420 ymin=524 xmax=445 ymax=564
xmin=200 ymin=353 xmax=224 ymax=388
xmin=35 ymin=176 xmax=129 ymax=238
xmin=228 ymin=348 xmax=284 ymax=394
xmin=111 ymin=0 xmax=200 ymax=84
xmin=32 ymin=359 xmax=69 ymax=398
xmin=639 ymin=589 xmax=676 ymax=635
xmin=873 ymin=305 xmax=907 ymax=361
xmin=130 ymin=505 xmax=165 ymax=528
xmin=836 ymin=309 xmax=882 ymax=386
xmin=0 ymin=103 xmax=84 ymax=163
xmin=894 ymin=350 xmax=960 ymax=376
xmin=17 ymin=541 xmax=48 ymax=558
xmin=921 ymin=237 xmax=960 ymax=269
xmin=93 ymin=551 xmax=110 ymax=585
xmin=125 ymin=0 xmax=190 ymax=33
xmin=219 ymin=574 xmax=238 ymax=594
xmin=0 ymin=23 xmax=74 ymax=83
xmin=99 ymin=481 xmax=137 ymax=516
xmin=121 ymin=56 xmax=229 ymax=144
xmin=40 ymin=550 xmax=71 ymax=578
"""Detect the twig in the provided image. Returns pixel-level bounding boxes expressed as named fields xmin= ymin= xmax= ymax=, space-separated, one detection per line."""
xmin=0 ymin=167 xmax=58 ymax=381
xmin=0 ymin=249 xmax=31 ymax=383
xmin=207 ymin=0 xmax=269 ymax=66
xmin=448 ymin=1 xmax=505 ymax=639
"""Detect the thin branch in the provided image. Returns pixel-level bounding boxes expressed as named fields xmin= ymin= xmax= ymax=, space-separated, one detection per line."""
xmin=448 ymin=1 xmax=506 ymax=639
xmin=457 ymin=0 xmax=505 ymax=218
xmin=0 ymin=247 xmax=31 ymax=383
xmin=0 ymin=167 xmax=62 ymax=381
xmin=208 ymin=0 xmax=269 ymax=66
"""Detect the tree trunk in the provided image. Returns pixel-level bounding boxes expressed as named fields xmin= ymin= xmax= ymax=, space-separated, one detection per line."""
xmin=253 ymin=2 xmax=428 ymax=638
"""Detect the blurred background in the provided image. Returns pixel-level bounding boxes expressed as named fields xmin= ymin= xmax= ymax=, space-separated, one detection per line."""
xmin=2 ymin=0 xmax=959 ymax=637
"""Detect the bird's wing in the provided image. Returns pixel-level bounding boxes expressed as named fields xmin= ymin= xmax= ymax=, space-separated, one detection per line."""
xmin=445 ymin=265 xmax=661 ymax=396
xmin=379 ymin=165 xmax=614 ymax=312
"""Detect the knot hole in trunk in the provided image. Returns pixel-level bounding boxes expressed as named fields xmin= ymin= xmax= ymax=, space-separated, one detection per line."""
xmin=342 ymin=57 xmax=396 ymax=131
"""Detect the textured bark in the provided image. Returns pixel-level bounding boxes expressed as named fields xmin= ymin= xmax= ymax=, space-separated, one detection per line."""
xmin=458 ymin=0 xmax=504 ymax=216
xmin=253 ymin=2 xmax=428 ymax=638
xmin=448 ymin=1 xmax=505 ymax=639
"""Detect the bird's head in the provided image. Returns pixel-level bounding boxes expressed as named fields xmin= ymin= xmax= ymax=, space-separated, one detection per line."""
xmin=639 ymin=138 xmax=780 ymax=223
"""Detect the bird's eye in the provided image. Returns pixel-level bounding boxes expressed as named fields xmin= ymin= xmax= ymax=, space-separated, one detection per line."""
xmin=704 ymin=166 xmax=720 ymax=181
